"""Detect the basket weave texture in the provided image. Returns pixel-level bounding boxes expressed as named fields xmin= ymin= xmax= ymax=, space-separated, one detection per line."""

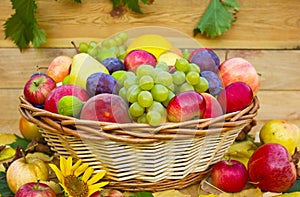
xmin=19 ymin=95 xmax=259 ymax=191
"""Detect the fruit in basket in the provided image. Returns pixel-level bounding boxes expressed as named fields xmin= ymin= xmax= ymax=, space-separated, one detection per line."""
xmin=259 ymin=120 xmax=300 ymax=156
xmin=57 ymin=95 xmax=84 ymax=117
xmin=218 ymin=57 xmax=260 ymax=95
xmin=188 ymin=48 xmax=220 ymax=73
xmin=44 ymin=84 xmax=89 ymax=114
xmin=6 ymin=156 xmax=49 ymax=193
xmin=124 ymin=49 xmax=157 ymax=73
xmin=167 ymin=91 xmax=206 ymax=122
xmin=211 ymin=159 xmax=248 ymax=193
xmin=47 ymin=55 xmax=72 ymax=83
xmin=201 ymin=93 xmax=223 ymax=119
xmin=217 ymin=81 xmax=253 ymax=113
xmin=101 ymin=57 xmax=125 ymax=74
xmin=80 ymin=93 xmax=132 ymax=123
xmin=126 ymin=34 xmax=173 ymax=59
xmin=15 ymin=181 xmax=56 ymax=197
xmin=23 ymin=73 xmax=57 ymax=106
xmin=158 ymin=51 xmax=183 ymax=66
xmin=86 ymin=72 xmax=120 ymax=96
xmin=19 ymin=116 xmax=42 ymax=141
xmin=69 ymin=53 xmax=109 ymax=90
xmin=200 ymin=71 xmax=223 ymax=96
xmin=248 ymin=143 xmax=297 ymax=193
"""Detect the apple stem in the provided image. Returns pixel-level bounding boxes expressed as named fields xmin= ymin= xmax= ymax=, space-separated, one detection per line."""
xmin=71 ymin=41 xmax=80 ymax=54
xmin=225 ymin=50 xmax=229 ymax=60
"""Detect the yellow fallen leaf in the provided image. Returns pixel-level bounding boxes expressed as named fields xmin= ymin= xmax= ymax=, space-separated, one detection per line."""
xmin=26 ymin=152 xmax=54 ymax=162
xmin=41 ymin=180 xmax=62 ymax=194
xmin=0 ymin=147 xmax=16 ymax=162
xmin=198 ymin=194 xmax=218 ymax=197
xmin=274 ymin=192 xmax=300 ymax=197
xmin=219 ymin=188 xmax=262 ymax=197
xmin=0 ymin=133 xmax=17 ymax=146
xmin=153 ymin=189 xmax=190 ymax=197
xmin=0 ymin=163 xmax=5 ymax=172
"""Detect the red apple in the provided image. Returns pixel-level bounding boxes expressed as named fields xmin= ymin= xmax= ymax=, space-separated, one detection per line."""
xmin=24 ymin=73 xmax=57 ymax=105
xmin=19 ymin=116 xmax=42 ymax=141
xmin=124 ymin=49 xmax=157 ymax=73
xmin=188 ymin=48 xmax=220 ymax=73
xmin=47 ymin=55 xmax=72 ymax=83
xmin=90 ymin=189 xmax=124 ymax=197
xmin=44 ymin=84 xmax=89 ymax=114
xmin=211 ymin=159 xmax=248 ymax=193
xmin=15 ymin=181 xmax=56 ymax=197
xmin=167 ymin=91 xmax=206 ymax=122
xmin=201 ymin=93 xmax=223 ymax=119
xmin=217 ymin=81 xmax=253 ymax=113
xmin=80 ymin=93 xmax=132 ymax=123
xmin=218 ymin=57 xmax=260 ymax=95
xmin=248 ymin=143 xmax=297 ymax=193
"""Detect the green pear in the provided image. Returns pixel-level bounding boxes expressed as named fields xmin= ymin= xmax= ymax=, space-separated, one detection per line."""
xmin=69 ymin=53 xmax=109 ymax=90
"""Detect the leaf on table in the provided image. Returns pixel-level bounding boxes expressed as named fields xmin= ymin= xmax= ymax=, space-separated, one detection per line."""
xmin=0 ymin=147 xmax=16 ymax=162
xmin=219 ymin=188 xmax=262 ymax=197
xmin=4 ymin=0 xmax=46 ymax=51
xmin=194 ymin=0 xmax=240 ymax=38
xmin=9 ymin=135 xmax=30 ymax=150
xmin=130 ymin=191 xmax=154 ymax=197
xmin=0 ymin=172 xmax=14 ymax=197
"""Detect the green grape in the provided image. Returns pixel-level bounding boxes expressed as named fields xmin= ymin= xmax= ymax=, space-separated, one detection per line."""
xmin=136 ymin=64 xmax=155 ymax=79
xmin=147 ymin=101 xmax=165 ymax=115
xmin=118 ymin=32 xmax=128 ymax=43
xmin=154 ymin=70 xmax=173 ymax=87
xmin=138 ymin=91 xmax=153 ymax=108
xmin=113 ymin=36 xmax=123 ymax=46
xmin=137 ymin=113 xmax=147 ymax=123
xmin=96 ymin=48 xmax=117 ymax=62
xmin=126 ymin=85 xmax=142 ymax=103
xmin=155 ymin=62 xmax=169 ymax=72
xmin=179 ymin=82 xmax=194 ymax=93
xmin=129 ymin=102 xmax=145 ymax=118
xmin=189 ymin=63 xmax=200 ymax=73
xmin=162 ymin=91 xmax=175 ymax=107
xmin=87 ymin=46 xmax=99 ymax=58
xmin=111 ymin=70 xmax=126 ymax=83
xmin=124 ymin=76 xmax=138 ymax=90
xmin=118 ymin=45 xmax=127 ymax=60
xmin=182 ymin=49 xmax=190 ymax=59
xmin=118 ymin=87 xmax=127 ymax=102
xmin=139 ymin=75 xmax=154 ymax=90
xmin=168 ymin=83 xmax=175 ymax=91
xmin=172 ymin=71 xmax=186 ymax=85
xmin=101 ymin=38 xmax=117 ymax=48
xmin=175 ymin=58 xmax=190 ymax=73
xmin=186 ymin=71 xmax=200 ymax=85
xmin=89 ymin=41 xmax=98 ymax=48
xmin=194 ymin=77 xmax=209 ymax=93
xmin=151 ymin=84 xmax=169 ymax=102
xmin=146 ymin=111 xmax=162 ymax=126
xmin=79 ymin=42 xmax=89 ymax=53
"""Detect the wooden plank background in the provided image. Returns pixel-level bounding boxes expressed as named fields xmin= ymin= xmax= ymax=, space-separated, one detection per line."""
xmin=0 ymin=0 xmax=299 ymax=196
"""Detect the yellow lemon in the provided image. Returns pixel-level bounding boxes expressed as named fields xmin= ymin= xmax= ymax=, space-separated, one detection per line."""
xmin=127 ymin=34 xmax=173 ymax=58
xmin=259 ymin=120 xmax=300 ymax=155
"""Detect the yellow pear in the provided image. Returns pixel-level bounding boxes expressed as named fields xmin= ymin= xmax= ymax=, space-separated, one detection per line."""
xmin=259 ymin=120 xmax=300 ymax=155
xmin=69 ymin=53 xmax=109 ymax=90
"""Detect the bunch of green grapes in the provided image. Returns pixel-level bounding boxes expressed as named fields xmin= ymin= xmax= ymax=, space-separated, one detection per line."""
xmin=113 ymin=63 xmax=174 ymax=126
xmin=172 ymin=58 xmax=209 ymax=94
xmin=78 ymin=31 xmax=128 ymax=62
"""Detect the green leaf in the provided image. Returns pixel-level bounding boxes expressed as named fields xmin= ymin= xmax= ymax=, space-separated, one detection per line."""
xmin=73 ymin=0 xmax=82 ymax=3
xmin=9 ymin=135 xmax=30 ymax=150
xmin=124 ymin=0 xmax=143 ymax=13
xmin=130 ymin=192 xmax=154 ymax=197
xmin=4 ymin=0 xmax=46 ymax=51
xmin=110 ymin=0 xmax=122 ymax=8
xmin=222 ymin=0 xmax=240 ymax=12
xmin=194 ymin=0 xmax=239 ymax=38
xmin=0 ymin=172 xmax=14 ymax=197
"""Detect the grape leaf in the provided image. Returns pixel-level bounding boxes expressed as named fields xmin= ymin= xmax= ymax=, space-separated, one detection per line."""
xmin=130 ymin=192 xmax=154 ymax=197
xmin=0 ymin=172 xmax=14 ymax=197
xmin=4 ymin=0 xmax=46 ymax=51
xmin=194 ymin=0 xmax=240 ymax=38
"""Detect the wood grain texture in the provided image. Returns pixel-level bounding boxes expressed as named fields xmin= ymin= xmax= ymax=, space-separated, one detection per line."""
xmin=0 ymin=0 xmax=300 ymax=49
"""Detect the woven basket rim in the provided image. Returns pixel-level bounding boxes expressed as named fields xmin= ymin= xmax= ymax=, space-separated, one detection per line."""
xmin=18 ymin=95 xmax=259 ymax=144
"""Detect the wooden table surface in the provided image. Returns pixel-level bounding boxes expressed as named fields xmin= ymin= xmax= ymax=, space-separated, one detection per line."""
xmin=0 ymin=0 xmax=299 ymax=196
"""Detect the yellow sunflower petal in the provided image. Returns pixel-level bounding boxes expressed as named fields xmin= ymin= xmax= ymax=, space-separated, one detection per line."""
xmin=87 ymin=170 xmax=106 ymax=185
xmin=49 ymin=163 xmax=64 ymax=182
xmin=87 ymin=181 xmax=109 ymax=196
xmin=64 ymin=156 xmax=73 ymax=176
xmin=60 ymin=156 xmax=68 ymax=176
xmin=74 ymin=163 xmax=89 ymax=177
xmin=71 ymin=159 xmax=82 ymax=174
xmin=82 ymin=167 xmax=94 ymax=182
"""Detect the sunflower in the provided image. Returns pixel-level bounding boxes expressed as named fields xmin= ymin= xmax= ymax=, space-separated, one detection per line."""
xmin=49 ymin=156 xmax=109 ymax=197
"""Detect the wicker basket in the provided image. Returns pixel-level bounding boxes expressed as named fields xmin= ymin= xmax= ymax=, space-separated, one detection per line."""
xmin=18 ymin=95 xmax=259 ymax=191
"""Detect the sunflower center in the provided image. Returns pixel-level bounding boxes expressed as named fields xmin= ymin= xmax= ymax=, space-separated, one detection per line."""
xmin=64 ymin=175 xmax=88 ymax=197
